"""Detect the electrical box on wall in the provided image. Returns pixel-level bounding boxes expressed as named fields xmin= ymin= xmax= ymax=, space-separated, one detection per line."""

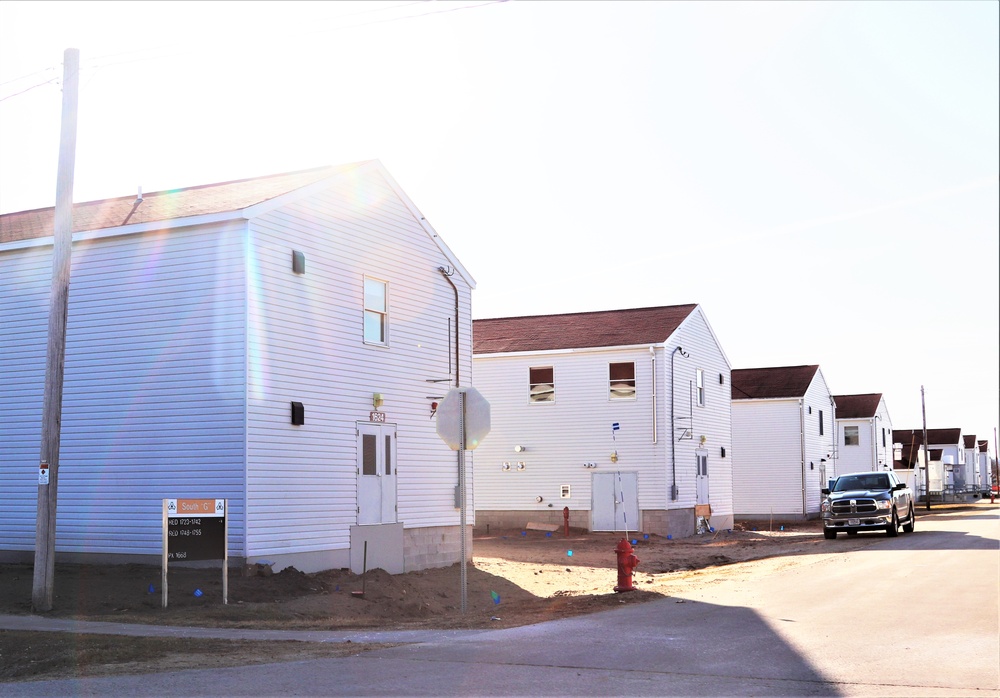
xmin=560 ymin=485 xmax=571 ymax=499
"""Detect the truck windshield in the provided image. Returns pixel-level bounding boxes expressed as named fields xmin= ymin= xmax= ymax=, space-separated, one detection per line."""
xmin=834 ymin=474 xmax=890 ymax=491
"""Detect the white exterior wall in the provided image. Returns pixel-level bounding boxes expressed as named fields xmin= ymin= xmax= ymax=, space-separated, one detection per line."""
xmin=473 ymin=345 xmax=663 ymax=517
xmin=802 ymin=372 xmax=836 ymax=514
xmin=731 ymin=400 xmax=803 ymax=516
xmin=665 ymin=310 xmax=733 ymax=519
xmin=837 ymin=418 xmax=875 ymax=473
xmin=0 ymin=224 xmax=247 ymax=556
xmin=244 ymin=166 xmax=472 ymax=560
xmin=472 ymin=305 xmax=732 ymax=532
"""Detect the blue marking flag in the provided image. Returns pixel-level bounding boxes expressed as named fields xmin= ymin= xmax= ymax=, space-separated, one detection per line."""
xmin=612 ymin=422 xmax=620 ymax=441
xmin=491 ymin=591 xmax=501 ymax=605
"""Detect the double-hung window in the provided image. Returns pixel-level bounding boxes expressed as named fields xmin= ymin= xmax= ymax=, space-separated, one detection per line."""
xmin=609 ymin=362 xmax=636 ymax=400
xmin=364 ymin=277 xmax=388 ymax=345
xmin=696 ymin=369 xmax=705 ymax=407
xmin=844 ymin=426 xmax=859 ymax=446
xmin=529 ymin=366 xmax=554 ymax=403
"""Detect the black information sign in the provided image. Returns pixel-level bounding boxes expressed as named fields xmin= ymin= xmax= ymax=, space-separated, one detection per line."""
xmin=166 ymin=515 xmax=226 ymax=561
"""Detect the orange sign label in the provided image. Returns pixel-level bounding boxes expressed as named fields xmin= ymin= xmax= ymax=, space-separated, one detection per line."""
xmin=170 ymin=499 xmax=225 ymax=517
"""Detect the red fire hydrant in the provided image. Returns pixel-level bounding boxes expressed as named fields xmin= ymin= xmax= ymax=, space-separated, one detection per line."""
xmin=614 ymin=538 xmax=640 ymax=593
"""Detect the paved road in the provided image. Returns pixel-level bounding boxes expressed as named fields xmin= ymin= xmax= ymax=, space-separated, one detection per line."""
xmin=4 ymin=506 xmax=998 ymax=697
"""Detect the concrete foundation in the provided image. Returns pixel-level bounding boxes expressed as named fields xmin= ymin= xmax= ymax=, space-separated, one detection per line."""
xmin=474 ymin=508 xmax=732 ymax=540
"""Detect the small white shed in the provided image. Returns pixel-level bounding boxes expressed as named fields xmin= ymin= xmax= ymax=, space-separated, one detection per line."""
xmin=472 ymin=304 xmax=734 ymax=538
xmin=0 ymin=161 xmax=475 ymax=573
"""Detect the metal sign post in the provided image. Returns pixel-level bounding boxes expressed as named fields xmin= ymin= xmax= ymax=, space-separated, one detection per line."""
xmin=436 ymin=387 xmax=490 ymax=613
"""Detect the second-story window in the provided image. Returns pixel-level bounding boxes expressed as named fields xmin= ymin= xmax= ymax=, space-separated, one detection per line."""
xmin=696 ymin=368 xmax=705 ymax=407
xmin=529 ymin=366 xmax=554 ymax=403
xmin=819 ymin=410 xmax=825 ymax=436
xmin=364 ymin=277 xmax=388 ymax=345
xmin=844 ymin=426 xmax=859 ymax=446
xmin=609 ymin=362 xmax=636 ymax=400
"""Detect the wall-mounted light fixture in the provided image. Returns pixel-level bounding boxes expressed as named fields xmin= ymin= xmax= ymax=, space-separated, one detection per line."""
xmin=501 ymin=462 xmax=511 ymax=471
xmin=516 ymin=462 xmax=526 ymax=471
xmin=610 ymin=451 xmax=618 ymax=463
xmin=535 ymin=495 xmax=543 ymax=503
xmin=372 ymin=393 xmax=384 ymax=410
xmin=720 ymin=447 xmax=726 ymax=458
xmin=291 ymin=401 xmax=304 ymax=426
xmin=292 ymin=250 xmax=305 ymax=274
xmin=514 ymin=445 xmax=526 ymax=453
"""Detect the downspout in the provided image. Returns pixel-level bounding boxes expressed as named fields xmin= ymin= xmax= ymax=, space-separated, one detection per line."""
xmin=437 ymin=267 xmax=463 ymax=514
xmin=437 ymin=267 xmax=460 ymax=386
xmin=669 ymin=346 xmax=688 ymax=500
xmin=650 ymin=346 xmax=657 ymax=444
xmin=872 ymin=415 xmax=880 ymax=471
xmin=799 ymin=399 xmax=807 ymax=517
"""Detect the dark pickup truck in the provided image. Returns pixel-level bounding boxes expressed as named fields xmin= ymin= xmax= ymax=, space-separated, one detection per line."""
xmin=821 ymin=471 xmax=915 ymax=539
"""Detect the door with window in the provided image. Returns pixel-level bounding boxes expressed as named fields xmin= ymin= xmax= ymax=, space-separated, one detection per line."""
xmin=696 ymin=450 xmax=710 ymax=505
xmin=358 ymin=423 xmax=397 ymax=525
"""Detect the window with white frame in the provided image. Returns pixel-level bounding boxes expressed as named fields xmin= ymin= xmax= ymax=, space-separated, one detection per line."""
xmin=844 ymin=426 xmax=860 ymax=446
xmin=819 ymin=410 xmax=824 ymax=436
xmin=696 ymin=368 xmax=705 ymax=407
xmin=363 ymin=277 xmax=388 ymax=345
xmin=529 ymin=366 xmax=554 ymax=403
xmin=609 ymin=362 xmax=636 ymax=400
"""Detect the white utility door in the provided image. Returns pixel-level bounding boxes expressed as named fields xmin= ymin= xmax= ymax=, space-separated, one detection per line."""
xmin=358 ymin=423 xmax=397 ymax=525
xmin=592 ymin=471 xmax=639 ymax=532
xmin=696 ymin=451 xmax=710 ymax=505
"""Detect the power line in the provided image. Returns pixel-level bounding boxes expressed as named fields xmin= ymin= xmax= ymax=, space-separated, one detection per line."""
xmin=0 ymin=1 xmax=507 ymax=104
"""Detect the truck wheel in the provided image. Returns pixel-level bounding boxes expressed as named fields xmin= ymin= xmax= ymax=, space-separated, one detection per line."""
xmin=823 ymin=528 xmax=836 ymax=539
xmin=886 ymin=510 xmax=899 ymax=537
xmin=902 ymin=506 xmax=915 ymax=533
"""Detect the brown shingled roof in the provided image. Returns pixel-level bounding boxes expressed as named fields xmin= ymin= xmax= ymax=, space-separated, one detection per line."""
xmin=472 ymin=305 xmax=698 ymax=354
xmin=0 ymin=164 xmax=363 ymax=244
xmin=832 ymin=393 xmax=882 ymax=419
xmin=891 ymin=428 xmax=963 ymax=446
xmin=963 ymin=435 xmax=978 ymax=449
xmin=730 ymin=365 xmax=819 ymax=400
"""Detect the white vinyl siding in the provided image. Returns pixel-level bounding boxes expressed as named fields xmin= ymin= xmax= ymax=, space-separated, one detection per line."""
xmin=0 ymin=224 xmax=247 ymax=555
xmin=731 ymin=400 xmax=803 ymax=516
xmin=245 ymin=165 xmax=472 ymax=556
xmin=473 ymin=305 xmax=733 ymax=523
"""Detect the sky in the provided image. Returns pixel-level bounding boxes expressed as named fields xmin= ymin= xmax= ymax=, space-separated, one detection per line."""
xmin=1 ymin=1 xmax=997 ymax=450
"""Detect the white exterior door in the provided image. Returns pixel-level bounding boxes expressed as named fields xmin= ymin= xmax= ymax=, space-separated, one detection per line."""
xmin=358 ymin=423 xmax=397 ymax=525
xmin=696 ymin=451 xmax=710 ymax=505
xmin=592 ymin=471 xmax=638 ymax=532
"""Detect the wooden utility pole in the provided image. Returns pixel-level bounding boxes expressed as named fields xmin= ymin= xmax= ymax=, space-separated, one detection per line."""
xmin=32 ymin=48 xmax=80 ymax=612
xmin=921 ymin=386 xmax=931 ymax=512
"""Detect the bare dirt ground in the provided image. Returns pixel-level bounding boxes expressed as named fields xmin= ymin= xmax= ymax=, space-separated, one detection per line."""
xmin=0 ymin=515 xmax=921 ymax=682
